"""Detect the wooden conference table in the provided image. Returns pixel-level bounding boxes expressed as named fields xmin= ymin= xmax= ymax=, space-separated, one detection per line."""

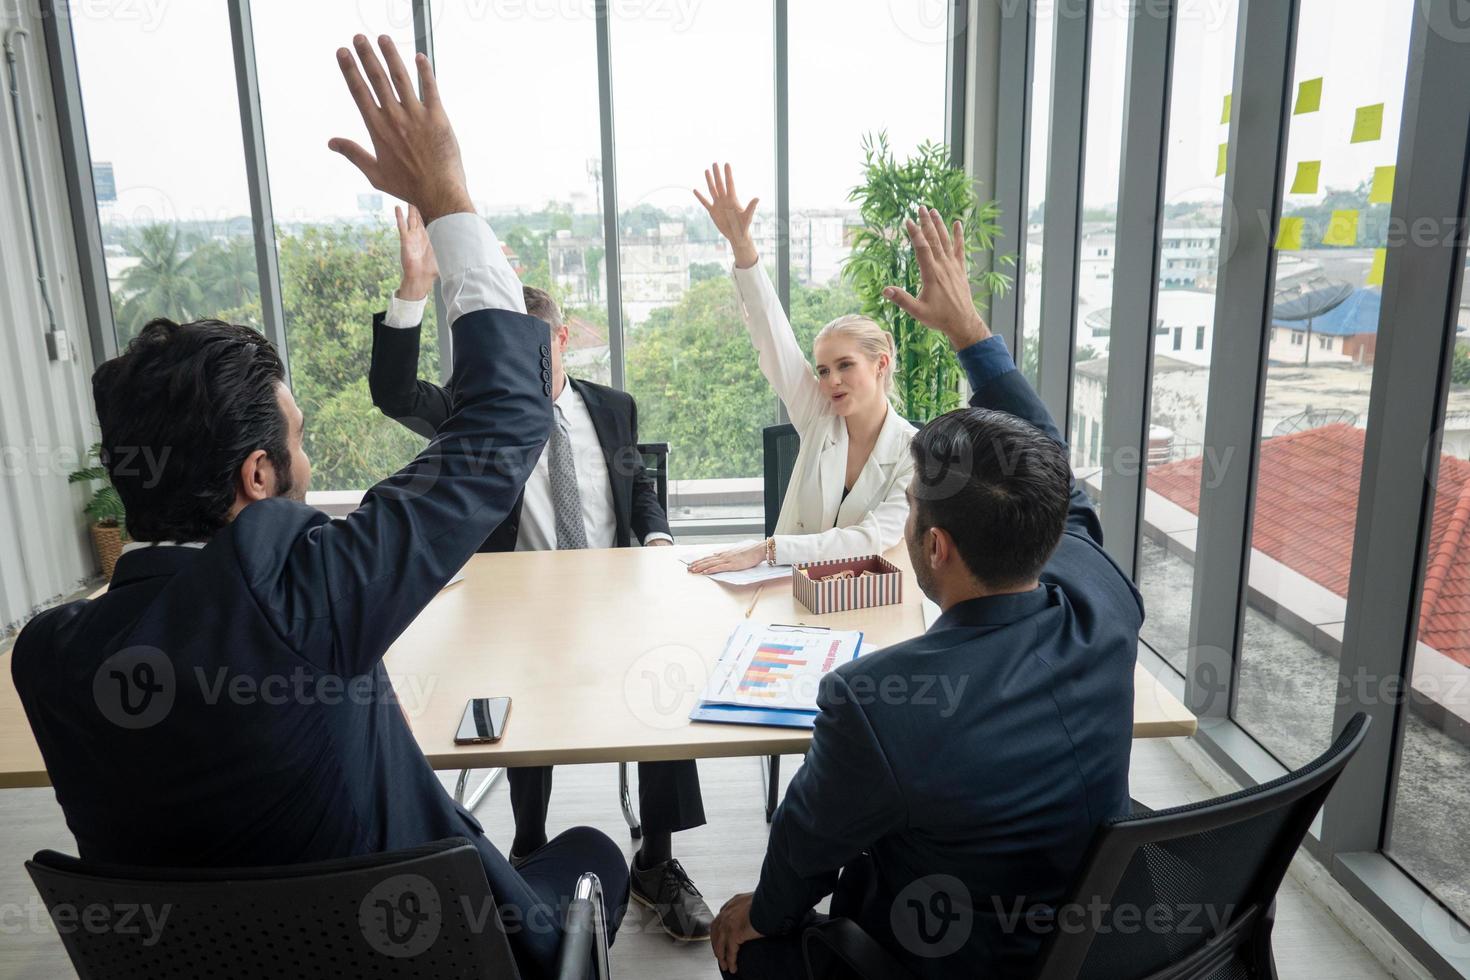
xmin=0 ymin=546 xmax=1196 ymax=803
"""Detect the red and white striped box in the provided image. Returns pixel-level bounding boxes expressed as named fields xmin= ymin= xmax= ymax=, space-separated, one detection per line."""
xmin=792 ymin=555 xmax=903 ymax=614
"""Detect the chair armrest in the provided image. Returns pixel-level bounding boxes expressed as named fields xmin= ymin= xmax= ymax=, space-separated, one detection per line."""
xmin=554 ymin=873 xmax=611 ymax=980
xmin=801 ymin=918 xmax=916 ymax=980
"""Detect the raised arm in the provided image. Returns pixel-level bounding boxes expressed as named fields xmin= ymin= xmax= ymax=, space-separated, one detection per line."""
xmin=885 ymin=207 xmax=1101 ymax=544
xmin=240 ymin=36 xmax=551 ymax=676
xmin=369 ymin=205 xmax=454 ymax=436
xmin=695 ymin=163 xmax=827 ymax=428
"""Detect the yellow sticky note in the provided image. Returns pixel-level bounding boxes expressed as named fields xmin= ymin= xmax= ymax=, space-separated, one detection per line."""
xmin=1367 ymin=248 xmax=1387 ymax=286
xmin=1291 ymin=161 xmax=1322 ymax=195
xmin=1323 ymin=209 xmax=1360 ymax=247
xmin=1295 ymin=78 xmax=1323 ymax=114
xmin=1352 ymin=104 xmax=1385 ymax=143
xmin=1370 ymin=166 xmax=1396 ymax=205
xmin=1276 ymin=216 xmax=1305 ymax=251
xmin=1217 ymin=143 xmax=1229 ymax=177
xmin=1221 ymin=93 xmax=1232 ymax=125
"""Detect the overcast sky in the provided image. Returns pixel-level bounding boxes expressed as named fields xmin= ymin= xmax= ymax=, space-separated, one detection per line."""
xmin=69 ymin=0 xmax=1412 ymax=232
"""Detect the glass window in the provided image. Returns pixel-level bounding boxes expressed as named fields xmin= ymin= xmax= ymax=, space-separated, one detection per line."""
xmin=1386 ymin=275 xmax=1470 ymax=923
xmin=1229 ymin=0 xmax=1414 ymax=770
xmin=789 ymin=0 xmax=949 ymax=417
xmin=1069 ymin=0 xmax=1130 ymax=495
xmin=251 ymin=2 xmax=430 ymax=492
xmin=610 ymin=3 xmax=775 ymax=525
xmin=1020 ymin=0 xmax=1057 ymax=385
xmin=1137 ymin=0 xmax=1237 ymax=673
xmin=71 ymin=4 xmax=258 ymax=346
xmin=433 ymin=3 xmax=610 ymax=386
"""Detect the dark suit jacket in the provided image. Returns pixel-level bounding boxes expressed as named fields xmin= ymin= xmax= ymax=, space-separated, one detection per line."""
xmin=748 ymin=337 xmax=1143 ymax=980
xmin=369 ymin=313 xmax=670 ymax=550
xmin=12 ymin=310 xmax=571 ymax=974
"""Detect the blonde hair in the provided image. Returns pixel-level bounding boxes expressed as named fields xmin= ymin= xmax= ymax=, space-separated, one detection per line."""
xmin=814 ymin=315 xmax=897 ymax=397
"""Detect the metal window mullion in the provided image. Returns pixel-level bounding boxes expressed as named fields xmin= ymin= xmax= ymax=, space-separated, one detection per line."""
xmin=37 ymin=0 xmax=116 ymax=366
xmin=1321 ymin=0 xmax=1470 ymax=857
xmin=1183 ymin=0 xmax=1299 ymax=720
xmin=1099 ymin=0 xmax=1177 ymax=577
xmin=593 ymin=0 xmax=626 ymax=391
xmin=1035 ymin=0 xmax=1091 ymax=429
xmin=984 ymin=0 xmax=1032 ymax=355
xmin=227 ymin=0 xmax=288 ymax=382
xmin=412 ymin=0 xmax=453 ymax=384
xmin=945 ymin=0 xmax=969 ymax=170
xmin=774 ymin=0 xmax=790 ymax=425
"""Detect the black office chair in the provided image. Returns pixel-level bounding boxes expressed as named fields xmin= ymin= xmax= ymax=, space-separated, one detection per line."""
xmin=26 ymin=837 xmax=611 ymax=980
xmin=616 ymin=442 xmax=672 ymax=840
xmin=801 ymin=713 xmax=1372 ymax=980
xmin=762 ymin=423 xmax=801 ymax=538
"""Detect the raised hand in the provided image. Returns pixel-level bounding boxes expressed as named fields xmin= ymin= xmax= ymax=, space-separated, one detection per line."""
xmin=883 ymin=207 xmax=992 ymax=350
xmin=693 ymin=163 xmax=760 ymax=269
xmin=394 ymin=205 xmax=438 ymax=301
xmin=329 ymin=35 xmax=472 ymax=223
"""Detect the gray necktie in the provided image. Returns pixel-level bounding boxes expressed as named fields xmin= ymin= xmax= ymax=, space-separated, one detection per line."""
xmin=549 ymin=404 xmax=588 ymax=550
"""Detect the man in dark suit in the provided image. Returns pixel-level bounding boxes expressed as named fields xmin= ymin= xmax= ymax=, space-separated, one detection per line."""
xmin=12 ymin=36 xmax=626 ymax=980
xmin=368 ymin=214 xmax=712 ymax=942
xmin=710 ymin=208 xmax=1143 ymax=979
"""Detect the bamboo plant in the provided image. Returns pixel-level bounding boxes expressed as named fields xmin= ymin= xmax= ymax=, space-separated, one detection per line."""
xmin=843 ymin=133 xmax=1013 ymax=421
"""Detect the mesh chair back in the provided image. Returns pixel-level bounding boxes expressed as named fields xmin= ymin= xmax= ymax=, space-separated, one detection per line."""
xmin=638 ymin=441 xmax=671 ymax=512
xmin=26 ymin=837 xmax=521 ymax=980
xmin=1032 ymin=713 xmax=1370 ymax=980
xmin=762 ymin=423 xmax=800 ymax=537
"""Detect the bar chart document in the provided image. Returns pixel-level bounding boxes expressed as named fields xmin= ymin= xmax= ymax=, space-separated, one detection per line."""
xmin=701 ymin=623 xmax=863 ymax=712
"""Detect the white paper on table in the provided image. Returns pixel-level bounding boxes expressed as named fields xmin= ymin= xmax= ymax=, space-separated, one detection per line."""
xmin=675 ymin=545 xmax=792 ymax=586
xmin=442 ymin=569 xmax=467 ymax=590
xmin=701 ymin=622 xmax=863 ymax=711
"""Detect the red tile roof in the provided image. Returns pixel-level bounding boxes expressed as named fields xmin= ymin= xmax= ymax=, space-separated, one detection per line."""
xmin=1149 ymin=423 xmax=1470 ymax=667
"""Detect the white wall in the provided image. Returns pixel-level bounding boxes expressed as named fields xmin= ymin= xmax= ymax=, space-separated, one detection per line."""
xmin=0 ymin=6 xmax=102 ymax=637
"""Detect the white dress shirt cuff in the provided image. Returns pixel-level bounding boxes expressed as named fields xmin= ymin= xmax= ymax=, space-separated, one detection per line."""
xmin=643 ymin=532 xmax=674 ymax=546
xmin=426 ymin=212 xmax=527 ymax=325
xmin=383 ymin=294 xmax=427 ymax=329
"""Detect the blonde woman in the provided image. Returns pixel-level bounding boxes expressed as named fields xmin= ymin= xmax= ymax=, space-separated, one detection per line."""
xmin=689 ymin=163 xmax=917 ymax=575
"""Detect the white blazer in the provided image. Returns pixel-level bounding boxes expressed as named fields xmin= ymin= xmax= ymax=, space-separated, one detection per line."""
xmin=732 ymin=264 xmax=918 ymax=566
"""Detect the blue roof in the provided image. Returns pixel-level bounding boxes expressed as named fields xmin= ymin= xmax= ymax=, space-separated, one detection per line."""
xmin=1272 ymin=287 xmax=1381 ymax=336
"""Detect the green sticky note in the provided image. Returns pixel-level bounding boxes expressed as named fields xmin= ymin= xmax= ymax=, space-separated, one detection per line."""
xmin=1217 ymin=143 xmax=1229 ymax=177
xmin=1276 ymin=216 xmax=1305 ymax=251
xmin=1323 ymin=209 xmax=1360 ymax=247
xmin=1369 ymin=166 xmax=1396 ymax=205
xmin=1221 ymin=93 xmax=1232 ymax=125
xmin=1295 ymin=77 xmax=1323 ymax=114
xmin=1352 ymin=104 xmax=1385 ymax=143
xmin=1291 ymin=161 xmax=1322 ymax=195
xmin=1367 ymin=248 xmax=1387 ymax=287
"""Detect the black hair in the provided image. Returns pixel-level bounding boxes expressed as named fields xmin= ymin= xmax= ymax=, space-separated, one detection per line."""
xmin=91 ymin=318 xmax=291 ymax=542
xmin=908 ymin=408 xmax=1073 ymax=590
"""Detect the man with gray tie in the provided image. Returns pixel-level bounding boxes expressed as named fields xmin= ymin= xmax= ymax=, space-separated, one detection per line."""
xmin=369 ymin=207 xmax=713 ymax=942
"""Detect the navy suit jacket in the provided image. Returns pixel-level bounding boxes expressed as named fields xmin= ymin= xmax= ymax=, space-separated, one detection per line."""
xmin=368 ymin=313 xmax=669 ymax=550
xmin=749 ymin=337 xmax=1143 ymax=979
xmin=13 ymin=309 xmax=562 ymax=965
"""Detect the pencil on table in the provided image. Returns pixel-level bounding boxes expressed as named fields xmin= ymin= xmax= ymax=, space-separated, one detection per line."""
xmin=745 ymin=586 xmax=764 ymax=619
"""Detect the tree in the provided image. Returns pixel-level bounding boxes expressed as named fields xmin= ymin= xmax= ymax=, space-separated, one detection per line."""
xmin=191 ymin=237 xmax=261 ymax=323
xmin=115 ymin=224 xmax=204 ymax=341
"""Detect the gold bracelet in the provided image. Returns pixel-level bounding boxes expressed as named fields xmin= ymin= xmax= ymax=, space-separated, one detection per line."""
xmin=766 ymin=537 xmax=777 ymax=566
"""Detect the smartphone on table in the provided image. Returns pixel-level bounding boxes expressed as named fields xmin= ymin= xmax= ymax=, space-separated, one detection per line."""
xmin=455 ymin=697 xmax=512 ymax=744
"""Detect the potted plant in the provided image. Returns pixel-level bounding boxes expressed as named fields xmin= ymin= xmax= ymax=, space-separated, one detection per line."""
xmin=843 ymin=133 xmax=1014 ymax=422
xmin=68 ymin=443 xmax=128 ymax=580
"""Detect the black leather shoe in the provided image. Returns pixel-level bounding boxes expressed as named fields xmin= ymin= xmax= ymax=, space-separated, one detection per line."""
xmin=629 ymin=857 xmax=713 ymax=942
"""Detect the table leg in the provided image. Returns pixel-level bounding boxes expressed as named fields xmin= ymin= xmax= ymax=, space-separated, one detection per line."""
xmin=619 ymin=762 xmax=642 ymax=840
xmin=762 ymin=754 xmax=781 ymax=823
xmin=454 ymin=767 xmax=503 ymax=811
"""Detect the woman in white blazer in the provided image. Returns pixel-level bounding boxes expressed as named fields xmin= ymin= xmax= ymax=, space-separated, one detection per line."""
xmin=689 ymin=163 xmax=918 ymax=575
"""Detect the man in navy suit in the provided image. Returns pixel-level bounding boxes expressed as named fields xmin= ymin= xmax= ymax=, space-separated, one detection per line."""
xmin=12 ymin=36 xmax=625 ymax=979
xmin=710 ymin=208 xmax=1143 ymax=979
xmin=368 ymin=213 xmax=711 ymax=941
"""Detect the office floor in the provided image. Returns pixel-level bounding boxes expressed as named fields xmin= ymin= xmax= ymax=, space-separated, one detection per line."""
xmin=0 ymin=739 xmax=1400 ymax=979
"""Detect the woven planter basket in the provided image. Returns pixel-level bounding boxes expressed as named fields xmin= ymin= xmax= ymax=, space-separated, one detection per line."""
xmin=90 ymin=522 xmax=126 ymax=581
